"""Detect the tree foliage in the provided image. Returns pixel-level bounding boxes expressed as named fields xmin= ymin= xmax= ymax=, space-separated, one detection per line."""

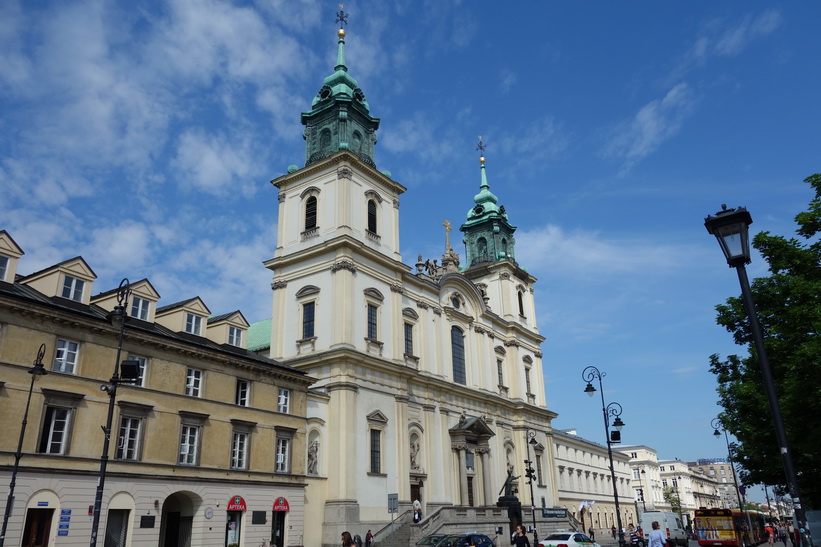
xmin=709 ymin=174 xmax=821 ymax=509
xmin=663 ymin=486 xmax=683 ymax=514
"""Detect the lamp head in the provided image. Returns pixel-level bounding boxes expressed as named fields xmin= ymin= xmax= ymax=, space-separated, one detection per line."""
xmin=29 ymin=343 xmax=49 ymax=379
xmin=704 ymin=205 xmax=753 ymax=268
xmin=714 ymin=428 xmax=721 ymax=438
xmin=584 ymin=382 xmax=596 ymax=397
xmin=612 ymin=416 xmax=625 ymax=431
xmin=109 ymin=305 xmax=126 ymax=328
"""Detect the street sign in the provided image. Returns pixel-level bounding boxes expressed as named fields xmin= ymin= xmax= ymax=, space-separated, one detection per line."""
xmin=542 ymin=508 xmax=568 ymax=519
xmin=388 ymin=493 xmax=399 ymax=514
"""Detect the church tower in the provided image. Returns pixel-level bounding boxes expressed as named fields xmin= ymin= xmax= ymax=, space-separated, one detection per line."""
xmin=263 ymin=12 xmax=557 ymax=547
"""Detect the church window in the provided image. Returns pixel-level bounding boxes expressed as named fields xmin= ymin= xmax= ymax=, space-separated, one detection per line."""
xmin=451 ymin=326 xmax=466 ymax=385
xmin=524 ymin=366 xmax=532 ymax=395
xmin=477 ymin=237 xmax=487 ymax=259
xmin=497 ymin=359 xmax=504 ymax=387
xmin=518 ymin=290 xmax=525 ymax=317
xmin=501 ymin=238 xmax=508 ymax=259
xmin=352 ymin=131 xmax=362 ymax=153
xmin=535 ymin=451 xmax=544 ymax=485
xmin=367 ymin=304 xmax=378 ymax=340
xmin=369 ymin=429 xmax=382 ymax=473
xmin=367 ymin=199 xmax=377 ymax=234
xmin=302 ymin=301 xmax=315 ymax=338
xmin=404 ymin=322 xmax=414 ymax=356
xmin=319 ymin=128 xmax=331 ymax=150
xmin=305 ymin=196 xmax=317 ymax=230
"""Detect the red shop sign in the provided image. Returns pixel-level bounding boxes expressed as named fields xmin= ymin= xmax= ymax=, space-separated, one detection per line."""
xmin=272 ymin=497 xmax=290 ymax=512
xmin=227 ymin=496 xmax=247 ymax=511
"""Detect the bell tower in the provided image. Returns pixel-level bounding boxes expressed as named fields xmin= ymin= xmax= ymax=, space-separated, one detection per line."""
xmin=301 ymin=7 xmax=380 ymax=168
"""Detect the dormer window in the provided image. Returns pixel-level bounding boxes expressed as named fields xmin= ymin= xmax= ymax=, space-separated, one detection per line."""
xmin=185 ymin=313 xmax=202 ymax=335
xmin=61 ymin=275 xmax=84 ymax=301
xmin=130 ymin=296 xmax=150 ymax=320
xmin=0 ymin=255 xmax=8 ymax=282
xmin=228 ymin=326 xmax=242 ymax=347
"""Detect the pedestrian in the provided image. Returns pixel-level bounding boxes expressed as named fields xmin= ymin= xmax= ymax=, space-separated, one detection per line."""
xmin=512 ymin=524 xmax=531 ymax=547
xmin=648 ymin=522 xmax=666 ymax=547
xmin=365 ymin=530 xmax=373 ymax=547
xmin=354 ymin=533 xmax=363 ymax=547
xmin=612 ymin=526 xmax=618 ymax=540
xmin=629 ymin=524 xmax=640 ymax=547
xmin=589 ymin=527 xmax=595 ymax=540
xmin=765 ymin=523 xmax=775 ymax=547
xmin=779 ymin=523 xmax=788 ymax=547
xmin=342 ymin=531 xmax=355 ymax=547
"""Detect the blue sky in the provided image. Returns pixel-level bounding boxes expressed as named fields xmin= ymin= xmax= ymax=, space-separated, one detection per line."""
xmin=2 ymin=1 xmax=818 ymax=503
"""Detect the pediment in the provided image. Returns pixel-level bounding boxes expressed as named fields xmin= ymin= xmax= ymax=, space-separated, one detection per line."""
xmin=366 ymin=410 xmax=389 ymax=424
xmin=449 ymin=415 xmax=495 ymax=437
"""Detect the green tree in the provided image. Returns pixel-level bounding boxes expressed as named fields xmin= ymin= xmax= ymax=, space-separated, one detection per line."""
xmin=709 ymin=174 xmax=821 ymax=509
xmin=663 ymin=486 xmax=682 ymax=514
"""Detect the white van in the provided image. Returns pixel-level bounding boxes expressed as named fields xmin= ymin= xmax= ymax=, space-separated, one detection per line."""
xmin=639 ymin=511 xmax=688 ymax=546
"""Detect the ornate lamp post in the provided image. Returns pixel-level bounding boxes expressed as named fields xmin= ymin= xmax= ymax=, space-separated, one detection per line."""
xmin=638 ymin=468 xmax=647 ymax=512
xmin=0 ymin=345 xmax=48 ymax=547
xmin=675 ymin=476 xmax=685 ymax=528
xmin=583 ymin=366 xmax=626 ymax=547
xmin=711 ymin=418 xmax=745 ymax=513
xmin=705 ymin=206 xmax=813 ymax=547
xmin=524 ymin=430 xmax=540 ymax=547
xmin=89 ymin=279 xmax=142 ymax=547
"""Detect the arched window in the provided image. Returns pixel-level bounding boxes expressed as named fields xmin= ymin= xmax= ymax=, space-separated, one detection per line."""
xmin=367 ymin=199 xmax=377 ymax=233
xmin=477 ymin=237 xmax=487 ymax=258
xmin=501 ymin=238 xmax=508 ymax=259
xmin=305 ymin=196 xmax=317 ymax=230
xmin=451 ymin=326 xmax=466 ymax=385
xmin=319 ymin=128 xmax=331 ymax=150
xmin=517 ymin=290 xmax=525 ymax=316
xmin=352 ymin=131 xmax=362 ymax=153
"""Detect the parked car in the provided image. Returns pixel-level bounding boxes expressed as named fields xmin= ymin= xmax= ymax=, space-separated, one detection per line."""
xmin=434 ymin=532 xmax=496 ymax=547
xmin=538 ymin=532 xmax=600 ymax=547
xmin=417 ymin=535 xmax=445 ymax=546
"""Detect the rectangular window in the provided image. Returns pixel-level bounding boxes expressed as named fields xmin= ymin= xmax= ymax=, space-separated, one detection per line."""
xmin=404 ymin=323 xmax=414 ymax=356
xmin=0 ymin=255 xmax=8 ymax=281
xmin=302 ymin=301 xmax=315 ymax=338
xmin=61 ymin=275 xmax=84 ymax=301
xmin=236 ymin=379 xmax=249 ymax=406
xmin=186 ymin=368 xmax=202 ymax=397
xmin=370 ymin=429 xmax=381 ymax=473
xmin=525 ymin=367 xmax=532 ymax=394
xmin=670 ymin=464 xmax=676 ymax=470
xmin=277 ymin=389 xmax=290 ymax=413
xmin=179 ymin=425 xmax=200 ymax=465
xmin=275 ymin=438 xmax=290 ymax=473
xmin=53 ymin=339 xmax=79 ymax=374
xmin=366 ymin=304 xmax=377 ymax=340
xmin=536 ymin=453 xmax=544 ymax=485
xmin=115 ymin=416 xmax=143 ymax=461
xmin=451 ymin=327 xmax=466 ymax=385
xmin=660 ymin=465 xmax=666 ymax=471
xmin=38 ymin=406 xmax=73 ymax=454
xmin=130 ymin=296 xmax=150 ymax=320
xmin=232 ymin=432 xmax=248 ymax=469
xmin=185 ymin=313 xmax=202 ymax=335
xmin=630 ymin=452 xmax=638 ymax=459
xmin=672 ymin=478 xmax=679 ymax=487
xmin=228 ymin=326 xmax=242 ymax=346
xmin=662 ymin=479 xmax=668 ymax=488
xmin=633 ymin=469 xmax=641 ymax=480
xmin=127 ymin=355 xmax=147 ymax=387
xmin=497 ymin=359 xmax=504 ymax=386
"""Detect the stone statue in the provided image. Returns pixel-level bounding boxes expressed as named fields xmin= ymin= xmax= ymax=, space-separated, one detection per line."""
xmin=410 ymin=440 xmax=420 ymax=470
xmin=307 ymin=440 xmax=319 ymax=475
xmin=499 ymin=468 xmax=519 ymax=497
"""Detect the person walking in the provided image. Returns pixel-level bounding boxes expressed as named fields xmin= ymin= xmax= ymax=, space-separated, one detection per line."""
xmin=365 ymin=530 xmax=373 ymax=547
xmin=589 ymin=527 xmax=595 ymax=541
xmin=342 ymin=532 xmax=355 ymax=547
xmin=612 ymin=526 xmax=618 ymax=540
xmin=629 ymin=524 xmax=641 ymax=547
xmin=512 ymin=525 xmax=531 ymax=547
xmin=648 ymin=522 xmax=666 ymax=547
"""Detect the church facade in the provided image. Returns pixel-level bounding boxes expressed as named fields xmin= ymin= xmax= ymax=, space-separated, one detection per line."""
xmin=256 ymin=20 xmax=560 ymax=546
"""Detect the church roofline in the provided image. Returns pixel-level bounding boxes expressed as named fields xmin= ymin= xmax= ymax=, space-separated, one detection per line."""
xmin=271 ymin=151 xmax=404 ymax=195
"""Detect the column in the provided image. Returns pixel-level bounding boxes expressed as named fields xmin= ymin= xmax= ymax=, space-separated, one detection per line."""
xmin=456 ymin=445 xmax=469 ymax=506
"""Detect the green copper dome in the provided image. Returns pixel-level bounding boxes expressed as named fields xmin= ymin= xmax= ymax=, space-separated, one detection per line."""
xmin=460 ymin=154 xmax=517 ymax=267
xmin=301 ymin=27 xmax=380 ymax=168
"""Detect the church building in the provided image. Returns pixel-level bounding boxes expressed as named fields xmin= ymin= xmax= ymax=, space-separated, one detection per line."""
xmin=253 ymin=15 xmax=560 ymax=546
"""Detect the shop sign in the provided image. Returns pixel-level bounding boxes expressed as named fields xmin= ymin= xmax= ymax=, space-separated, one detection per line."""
xmin=272 ymin=497 xmax=290 ymax=511
xmin=227 ymin=496 xmax=247 ymax=511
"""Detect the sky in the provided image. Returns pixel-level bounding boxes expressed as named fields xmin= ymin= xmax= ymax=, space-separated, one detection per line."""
xmin=2 ymin=0 xmax=819 ymax=504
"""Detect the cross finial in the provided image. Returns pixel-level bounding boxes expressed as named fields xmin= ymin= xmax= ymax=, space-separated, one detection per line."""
xmin=443 ymin=219 xmax=452 ymax=251
xmin=336 ymin=4 xmax=348 ymax=28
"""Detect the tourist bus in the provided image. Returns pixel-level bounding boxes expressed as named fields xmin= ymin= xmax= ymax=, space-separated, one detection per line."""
xmin=694 ymin=508 xmax=766 ymax=547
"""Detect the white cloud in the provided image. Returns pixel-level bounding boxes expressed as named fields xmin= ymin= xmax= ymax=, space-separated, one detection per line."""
xmin=500 ymin=69 xmax=517 ymax=94
xmin=173 ymin=129 xmax=259 ymax=196
xmin=601 ymin=83 xmax=695 ymax=170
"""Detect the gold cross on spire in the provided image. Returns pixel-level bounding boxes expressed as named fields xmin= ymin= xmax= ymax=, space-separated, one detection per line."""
xmin=443 ymin=219 xmax=452 ymax=251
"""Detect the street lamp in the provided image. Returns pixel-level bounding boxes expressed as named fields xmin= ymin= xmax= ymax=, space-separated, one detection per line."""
xmin=711 ymin=418 xmax=745 ymax=513
xmin=705 ymin=206 xmax=814 ymax=547
xmin=89 ymin=279 xmax=142 ymax=547
xmin=583 ymin=366 xmax=626 ymax=547
xmin=524 ymin=430 xmax=540 ymax=547
xmin=675 ymin=476 xmax=685 ymax=529
xmin=0 ymin=344 xmax=48 ymax=547
xmin=638 ymin=468 xmax=647 ymax=512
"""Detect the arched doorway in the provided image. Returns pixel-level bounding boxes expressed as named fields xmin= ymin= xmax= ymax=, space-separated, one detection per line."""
xmin=160 ymin=491 xmax=201 ymax=547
